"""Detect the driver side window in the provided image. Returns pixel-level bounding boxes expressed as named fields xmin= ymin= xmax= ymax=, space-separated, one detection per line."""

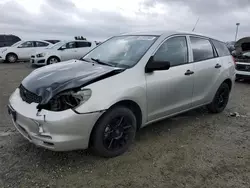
xmin=18 ymin=41 xmax=34 ymax=48
xmin=60 ymin=42 xmax=76 ymax=50
xmin=154 ymin=36 xmax=188 ymax=67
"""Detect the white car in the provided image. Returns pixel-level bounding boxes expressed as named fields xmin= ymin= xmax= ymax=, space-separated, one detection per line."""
xmin=30 ymin=40 xmax=96 ymax=65
xmin=0 ymin=40 xmax=53 ymax=63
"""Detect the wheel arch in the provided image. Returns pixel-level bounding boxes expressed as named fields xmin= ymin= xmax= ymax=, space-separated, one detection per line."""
xmin=5 ymin=52 xmax=18 ymax=61
xmin=47 ymin=55 xmax=61 ymax=64
xmin=88 ymin=99 xmax=143 ymax=147
xmin=222 ymin=78 xmax=232 ymax=91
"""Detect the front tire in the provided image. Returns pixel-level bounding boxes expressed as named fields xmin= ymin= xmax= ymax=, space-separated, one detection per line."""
xmin=6 ymin=53 xmax=18 ymax=63
xmin=47 ymin=56 xmax=60 ymax=65
xmin=91 ymin=106 xmax=137 ymax=158
xmin=207 ymin=83 xmax=230 ymax=113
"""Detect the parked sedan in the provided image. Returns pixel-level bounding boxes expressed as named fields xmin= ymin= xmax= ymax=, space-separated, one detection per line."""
xmin=0 ymin=40 xmax=53 ymax=63
xmin=30 ymin=40 xmax=96 ymax=65
xmin=8 ymin=31 xmax=235 ymax=157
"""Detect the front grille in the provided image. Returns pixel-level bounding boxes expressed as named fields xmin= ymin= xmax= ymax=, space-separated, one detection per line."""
xmin=19 ymin=84 xmax=42 ymax=104
xmin=236 ymin=64 xmax=250 ymax=72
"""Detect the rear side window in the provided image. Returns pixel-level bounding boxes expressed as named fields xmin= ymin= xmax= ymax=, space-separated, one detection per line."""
xmin=35 ymin=41 xmax=49 ymax=47
xmin=77 ymin=42 xmax=91 ymax=48
xmin=154 ymin=36 xmax=188 ymax=67
xmin=190 ymin=37 xmax=214 ymax=62
xmin=211 ymin=40 xmax=230 ymax=56
xmin=18 ymin=41 xmax=34 ymax=48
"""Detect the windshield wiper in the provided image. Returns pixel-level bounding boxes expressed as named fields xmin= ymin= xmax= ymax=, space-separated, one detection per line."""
xmin=91 ymin=58 xmax=115 ymax=67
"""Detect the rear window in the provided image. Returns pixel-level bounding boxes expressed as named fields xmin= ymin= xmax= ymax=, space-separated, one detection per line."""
xmin=35 ymin=41 xmax=49 ymax=47
xmin=211 ymin=40 xmax=230 ymax=57
xmin=190 ymin=36 xmax=214 ymax=62
xmin=77 ymin=42 xmax=91 ymax=48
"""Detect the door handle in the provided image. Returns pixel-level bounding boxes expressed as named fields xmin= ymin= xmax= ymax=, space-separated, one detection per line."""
xmin=184 ymin=70 xmax=194 ymax=75
xmin=215 ymin=64 xmax=221 ymax=68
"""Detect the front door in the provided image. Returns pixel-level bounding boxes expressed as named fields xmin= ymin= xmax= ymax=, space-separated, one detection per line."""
xmin=59 ymin=41 xmax=78 ymax=61
xmin=146 ymin=36 xmax=194 ymax=122
xmin=16 ymin=41 xmax=35 ymax=60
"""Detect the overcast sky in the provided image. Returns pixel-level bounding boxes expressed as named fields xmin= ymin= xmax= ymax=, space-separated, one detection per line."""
xmin=0 ymin=0 xmax=250 ymax=42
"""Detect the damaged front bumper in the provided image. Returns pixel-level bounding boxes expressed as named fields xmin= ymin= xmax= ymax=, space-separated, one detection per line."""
xmin=8 ymin=88 xmax=103 ymax=151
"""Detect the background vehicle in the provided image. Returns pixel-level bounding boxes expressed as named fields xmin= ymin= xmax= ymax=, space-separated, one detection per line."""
xmin=235 ymin=51 xmax=250 ymax=80
xmin=0 ymin=34 xmax=21 ymax=47
xmin=8 ymin=31 xmax=235 ymax=157
xmin=44 ymin=40 xmax=60 ymax=44
xmin=0 ymin=40 xmax=53 ymax=63
xmin=30 ymin=40 xmax=96 ymax=65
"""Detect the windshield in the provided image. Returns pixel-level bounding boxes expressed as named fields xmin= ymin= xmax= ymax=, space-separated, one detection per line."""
xmin=47 ymin=41 xmax=66 ymax=49
xmin=82 ymin=35 xmax=158 ymax=68
xmin=11 ymin=41 xmax=22 ymax=47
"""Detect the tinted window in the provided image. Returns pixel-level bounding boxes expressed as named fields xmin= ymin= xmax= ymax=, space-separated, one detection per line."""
xmin=35 ymin=41 xmax=49 ymax=47
xmin=154 ymin=36 xmax=188 ymax=67
xmin=190 ymin=37 xmax=214 ymax=62
xmin=77 ymin=42 xmax=91 ymax=47
xmin=211 ymin=40 xmax=230 ymax=56
xmin=18 ymin=41 xmax=34 ymax=48
xmin=65 ymin=42 xmax=76 ymax=49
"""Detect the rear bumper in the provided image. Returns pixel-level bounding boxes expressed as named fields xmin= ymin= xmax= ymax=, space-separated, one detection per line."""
xmin=8 ymin=88 xmax=103 ymax=151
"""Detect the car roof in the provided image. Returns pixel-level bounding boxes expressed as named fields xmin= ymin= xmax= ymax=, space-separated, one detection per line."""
xmin=19 ymin=40 xmax=51 ymax=43
xmin=120 ymin=30 xmax=223 ymax=43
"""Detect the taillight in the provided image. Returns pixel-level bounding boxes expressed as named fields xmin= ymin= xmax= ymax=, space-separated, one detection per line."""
xmin=232 ymin=56 xmax=236 ymax=66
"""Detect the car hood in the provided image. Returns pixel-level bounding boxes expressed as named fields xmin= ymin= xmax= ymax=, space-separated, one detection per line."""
xmin=21 ymin=60 xmax=124 ymax=104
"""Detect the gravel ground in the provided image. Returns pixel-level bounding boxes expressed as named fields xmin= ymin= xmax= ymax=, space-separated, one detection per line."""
xmin=0 ymin=62 xmax=249 ymax=188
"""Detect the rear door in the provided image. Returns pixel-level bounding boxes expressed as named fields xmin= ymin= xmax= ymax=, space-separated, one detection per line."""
xmin=146 ymin=35 xmax=194 ymax=121
xmin=189 ymin=36 xmax=222 ymax=107
xmin=76 ymin=41 xmax=93 ymax=59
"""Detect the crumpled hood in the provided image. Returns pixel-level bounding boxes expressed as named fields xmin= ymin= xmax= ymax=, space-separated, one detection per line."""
xmin=22 ymin=60 xmax=124 ymax=104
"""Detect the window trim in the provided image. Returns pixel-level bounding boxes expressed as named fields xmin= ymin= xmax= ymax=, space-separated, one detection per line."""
xmin=188 ymin=35 xmax=216 ymax=63
xmin=151 ymin=35 xmax=190 ymax=68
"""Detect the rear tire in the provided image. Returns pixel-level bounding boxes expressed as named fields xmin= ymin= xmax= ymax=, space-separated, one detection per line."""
xmin=91 ymin=106 xmax=137 ymax=158
xmin=47 ymin=56 xmax=60 ymax=65
xmin=207 ymin=83 xmax=230 ymax=113
xmin=6 ymin=53 xmax=18 ymax=63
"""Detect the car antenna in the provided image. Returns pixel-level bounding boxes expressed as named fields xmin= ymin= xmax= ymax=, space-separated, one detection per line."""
xmin=192 ymin=17 xmax=200 ymax=32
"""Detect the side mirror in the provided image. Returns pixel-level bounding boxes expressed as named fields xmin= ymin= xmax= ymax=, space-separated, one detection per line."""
xmin=145 ymin=56 xmax=170 ymax=73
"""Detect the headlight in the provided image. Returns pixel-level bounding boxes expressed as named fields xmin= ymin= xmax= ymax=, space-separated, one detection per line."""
xmin=36 ymin=53 xmax=46 ymax=58
xmin=43 ymin=88 xmax=92 ymax=111
xmin=1 ymin=48 xmax=7 ymax=53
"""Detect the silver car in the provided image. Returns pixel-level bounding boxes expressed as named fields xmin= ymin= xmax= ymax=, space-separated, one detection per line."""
xmin=8 ymin=31 xmax=235 ymax=157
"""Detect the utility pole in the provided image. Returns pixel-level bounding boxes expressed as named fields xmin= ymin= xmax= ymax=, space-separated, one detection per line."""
xmin=235 ymin=23 xmax=240 ymax=41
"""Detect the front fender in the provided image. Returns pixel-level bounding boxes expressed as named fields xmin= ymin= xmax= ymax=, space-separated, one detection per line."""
xmin=74 ymin=86 xmax=147 ymax=124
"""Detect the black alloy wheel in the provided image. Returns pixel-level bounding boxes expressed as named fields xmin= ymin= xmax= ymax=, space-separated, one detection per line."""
xmin=207 ymin=83 xmax=230 ymax=113
xmin=91 ymin=106 xmax=137 ymax=157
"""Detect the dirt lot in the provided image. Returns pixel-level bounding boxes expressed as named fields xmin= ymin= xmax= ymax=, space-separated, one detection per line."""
xmin=0 ymin=63 xmax=249 ymax=188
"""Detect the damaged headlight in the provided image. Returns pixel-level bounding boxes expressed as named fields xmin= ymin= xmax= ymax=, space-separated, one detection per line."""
xmin=37 ymin=53 xmax=46 ymax=58
xmin=42 ymin=88 xmax=91 ymax=111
